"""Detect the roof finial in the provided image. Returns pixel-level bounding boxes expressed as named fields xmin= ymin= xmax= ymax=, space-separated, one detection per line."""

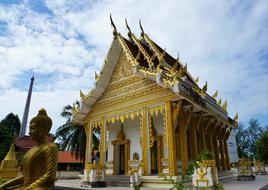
xmin=110 ymin=14 xmax=117 ymax=36
xmin=125 ymin=18 xmax=132 ymax=37
xmin=139 ymin=19 xmax=144 ymax=36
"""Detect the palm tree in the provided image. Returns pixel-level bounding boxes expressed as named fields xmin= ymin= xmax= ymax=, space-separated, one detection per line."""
xmin=55 ymin=101 xmax=99 ymax=161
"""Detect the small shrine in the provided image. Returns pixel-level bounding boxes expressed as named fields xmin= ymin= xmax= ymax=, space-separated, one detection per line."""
xmin=0 ymin=143 xmax=19 ymax=181
xmin=72 ymin=17 xmax=238 ymax=181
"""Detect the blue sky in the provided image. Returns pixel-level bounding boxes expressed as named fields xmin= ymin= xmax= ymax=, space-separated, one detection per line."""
xmin=0 ymin=0 xmax=267 ymax=134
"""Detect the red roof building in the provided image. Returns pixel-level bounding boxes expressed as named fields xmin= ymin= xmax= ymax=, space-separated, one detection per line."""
xmin=58 ymin=151 xmax=83 ymax=164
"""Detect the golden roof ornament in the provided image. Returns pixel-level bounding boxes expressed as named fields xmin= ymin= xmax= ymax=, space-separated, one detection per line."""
xmin=110 ymin=14 xmax=118 ymax=36
xmin=95 ymin=71 xmax=99 ymax=81
xmin=125 ymin=18 xmax=132 ymax=38
xmin=222 ymin=99 xmax=228 ymax=111
xmin=195 ymin=76 xmax=199 ymax=84
xmin=72 ymin=102 xmax=79 ymax=115
xmin=233 ymin=112 xmax=238 ymax=122
xmin=80 ymin=90 xmax=86 ymax=100
xmin=202 ymin=81 xmax=207 ymax=92
xmin=139 ymin=19 xmax=145 ymax=36
xmin=218 ymin=98 xmax=222 ymax=106
xmin=212 ymin=90 xmax=218 ymax=99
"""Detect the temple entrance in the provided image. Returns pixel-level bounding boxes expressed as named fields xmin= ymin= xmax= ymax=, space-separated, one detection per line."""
xmin=150 ymin=136 xmax=163 ymax=175
xmin=150 ymin=141 xmax=158 ymax=174
xmin=119 ymin=144 xmax=125 ymax=174
xmin=111 ymin=124 xmax=130 ymax=175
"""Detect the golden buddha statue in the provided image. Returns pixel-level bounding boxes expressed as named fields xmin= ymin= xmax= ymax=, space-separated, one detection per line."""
xmin=0 ymin=108 xmax=58 ymax=190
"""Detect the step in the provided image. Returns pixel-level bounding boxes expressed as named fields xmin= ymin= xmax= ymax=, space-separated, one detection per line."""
xmin=105 ymin=175 xmax=130 ymax=187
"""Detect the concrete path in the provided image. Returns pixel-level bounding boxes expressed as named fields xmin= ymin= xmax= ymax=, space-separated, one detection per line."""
xmin=55 ymin=175 xmax=268 ymax=190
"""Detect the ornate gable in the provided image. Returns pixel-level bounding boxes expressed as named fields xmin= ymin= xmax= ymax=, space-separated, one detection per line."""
xmin=109 ymin=52 xmax=133 ymax=84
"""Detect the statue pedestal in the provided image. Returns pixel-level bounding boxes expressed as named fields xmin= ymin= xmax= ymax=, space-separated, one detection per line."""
xmin=88 ymin=164 xmax=106 ymax=188
xmin=192 ymin=160 xmax=218 ymax=188
xmin=161 ymin=158 xmax=169 ymax=175
xmin=128 ymin=160 xmax=143 ymax=188
xmin=254 ymin=161 xmax=267 ymax=175
xmin=237 ymin=160 xmax=255 ymax=181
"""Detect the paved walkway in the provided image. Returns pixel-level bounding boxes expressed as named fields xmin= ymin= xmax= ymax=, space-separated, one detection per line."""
xmin=55 ymin=175 xmax=268 ymax=190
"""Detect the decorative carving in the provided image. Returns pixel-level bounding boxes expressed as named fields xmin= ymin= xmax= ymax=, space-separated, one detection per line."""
xmin=109 ymin=53 xmax=133 ymax=83
xmin=116 ymin=124 xmax=126 ymax=140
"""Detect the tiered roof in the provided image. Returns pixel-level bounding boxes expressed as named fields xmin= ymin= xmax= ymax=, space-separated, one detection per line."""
xmin=73 ymin=17 xmax=237 ymax=127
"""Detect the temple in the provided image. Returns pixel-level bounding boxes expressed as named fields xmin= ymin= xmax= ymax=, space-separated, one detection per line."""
xmin=72 ymin=18 xmax=238 ymax=177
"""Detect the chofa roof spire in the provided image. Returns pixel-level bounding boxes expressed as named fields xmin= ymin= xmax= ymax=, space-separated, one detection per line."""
xmin=110 ymin=14 xmax=118 ymax=36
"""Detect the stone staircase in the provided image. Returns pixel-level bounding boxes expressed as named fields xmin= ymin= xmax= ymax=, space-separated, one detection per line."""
xmin=105 ymin=175 xmax=130 ymax=187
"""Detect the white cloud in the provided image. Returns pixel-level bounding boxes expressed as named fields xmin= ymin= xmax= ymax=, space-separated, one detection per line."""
xmin=0 ymin=0 xmax=267 ymax=134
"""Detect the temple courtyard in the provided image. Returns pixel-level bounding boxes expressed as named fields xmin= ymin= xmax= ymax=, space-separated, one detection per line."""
xmin=55 ymin=174 xmax=268 ymax=190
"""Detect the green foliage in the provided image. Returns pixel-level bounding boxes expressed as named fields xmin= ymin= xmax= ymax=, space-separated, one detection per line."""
xmin=235 ymin=119 xmax=268 ymax=159
xmin=184 ymin=149 xmax=214 ymax=179
xmin=0 ymin=113 xmax=21 ymax=160
xmin=196 ymin=149 xmax=215 ymax=161
xmin=215 ymin=183 xmax=224 ymax=190
xmin=256 ymin=132 xmax=268 ymax=163
xmin=161 ymin=173 xmax=185 ymax=190
xmin=55 ymin=101 xmax=99 ymax=162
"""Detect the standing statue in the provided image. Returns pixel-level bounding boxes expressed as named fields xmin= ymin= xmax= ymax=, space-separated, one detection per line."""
xmin=0 ymin=108 xmax=58 ymax=190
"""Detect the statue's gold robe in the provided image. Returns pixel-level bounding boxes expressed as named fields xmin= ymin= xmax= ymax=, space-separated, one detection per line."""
xmin=22 ymin=143 xmax=58 ymax=189
xmin=0 ymin=143 xmax=58 ymax=190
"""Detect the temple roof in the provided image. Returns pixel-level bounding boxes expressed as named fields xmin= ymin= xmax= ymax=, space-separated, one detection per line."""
xmin=72 ymin=17 xmax=238 ymax=128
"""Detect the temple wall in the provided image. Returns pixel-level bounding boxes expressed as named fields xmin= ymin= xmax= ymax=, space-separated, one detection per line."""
xmin=106 ymin=117 xmax=141 ymax=162
xmin=228 ymin=130 xmax=239 ymax=162
xmin=107 ymin=122 xmax=121 ymax=161
xmin=152 ymin=113 xmax=168 ymax=158
xmin=124 ymin=117 xmax=142 ymax=159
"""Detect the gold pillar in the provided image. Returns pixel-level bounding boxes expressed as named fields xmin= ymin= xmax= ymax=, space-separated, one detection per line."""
xmin=142 ymin=107 xmax=149 ymax=175
xmin=206 ymin=121 xmax=216 ymax=154
xmin=213 ymin=123 xmax=221 ymax=171
xmin=223 ymin=128 xmax=231 ymax=170
xmin=199 ymin=120 xmax=207 ymax=151
xmin=84 ymin=121 xmax=90 ymax=168
xmin=175 ymin=101 xmax=193 ymax=176
xmin=165 ymin=101 xmax=177 ymax=176
xmin=99 ymin=119 xmax=105 ymax=165
xmin=224 ymin=132 xmax=231 ymax=170
xmin=218 ymin=126 xmax=226 ymax=171
xmin=189 ymin=115 xmax=201 ymax=160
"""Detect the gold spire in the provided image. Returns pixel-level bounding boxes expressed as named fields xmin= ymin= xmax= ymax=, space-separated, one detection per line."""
xmin=195 ymin=76 xmax=199 ymax=83
xmin=80 ymin=90 xmax=85 ymax=100
xmin=222 ymin=99 xmax=228 ymax=111
xmin=4 ymin=143 xmax=16 ymax=161
xmin=202 ymin=81 xmax=207 ymax=92
xmin=212 ymin=90 xmax=218 ymax=99
xmin=233 ymin=112 xmax=238 ymax=122
xmin=218 ymin=98 xmax=222 ymax=106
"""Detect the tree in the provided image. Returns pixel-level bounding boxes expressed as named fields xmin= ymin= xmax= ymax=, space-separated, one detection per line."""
xmin=55 ymin=101 xmax=99 ymax=161
xmin=256 ymin=132 xmax=268 ymax=163
xmin=0 ymin=113 xmax=21 ymax=160
xmin=235 ymin=119 xmax=267 ymax=159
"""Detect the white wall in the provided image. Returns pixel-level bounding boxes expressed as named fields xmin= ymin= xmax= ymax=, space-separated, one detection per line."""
xmin=152 ymin=113 xmax=168 ymax=158
xmin=106 ymin=117 xmax=142 ymax=162
xmin=228 ymin=130 xmax=239 ymax=162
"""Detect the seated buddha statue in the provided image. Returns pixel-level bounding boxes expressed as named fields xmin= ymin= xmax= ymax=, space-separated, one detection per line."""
xmin=0 ymin=108 xmax=58 ymax=190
